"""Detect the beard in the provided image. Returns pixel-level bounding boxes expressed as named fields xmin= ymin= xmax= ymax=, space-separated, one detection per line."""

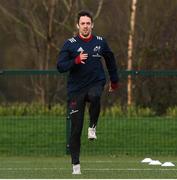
xmin=81 ymin=29 xmax=91 ymax=38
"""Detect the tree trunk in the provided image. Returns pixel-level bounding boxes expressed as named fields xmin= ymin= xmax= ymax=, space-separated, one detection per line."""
xmin=127 ymin=0 xmax=137 ymax=106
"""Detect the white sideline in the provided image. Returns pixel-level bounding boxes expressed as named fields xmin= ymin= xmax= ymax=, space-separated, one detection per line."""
xmin=0 ymin=168 xmax=58 ymax=171
xmin=0 ymin=168 xmax=176 ymax=171
xmin=84 ymin=168 xmax=177 ymax=171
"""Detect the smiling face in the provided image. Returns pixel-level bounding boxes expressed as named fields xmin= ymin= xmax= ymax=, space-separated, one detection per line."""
xmin=77 ymin=16 xmax=93 ymax=38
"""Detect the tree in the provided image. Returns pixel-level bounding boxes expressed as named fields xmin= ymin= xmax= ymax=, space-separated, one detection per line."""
xmin=0 ymin=0 xmax=104 ymax=105
xmin=127 ymin=0 xmax=137 ymax=106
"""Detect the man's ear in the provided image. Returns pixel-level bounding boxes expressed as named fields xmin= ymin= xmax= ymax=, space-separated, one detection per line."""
xmin=76 ymin=24 xmax=79 ymax=29
xmin=91 ymin=23 xmax=94 ymax=29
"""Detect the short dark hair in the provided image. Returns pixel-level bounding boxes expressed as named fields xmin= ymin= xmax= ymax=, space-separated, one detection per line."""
xmin=77 ymin=10 xmax=93 ymax=23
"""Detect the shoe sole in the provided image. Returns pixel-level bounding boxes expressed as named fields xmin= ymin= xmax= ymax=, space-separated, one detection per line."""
xmin=88 ymin=137 xmax=97 ymax=140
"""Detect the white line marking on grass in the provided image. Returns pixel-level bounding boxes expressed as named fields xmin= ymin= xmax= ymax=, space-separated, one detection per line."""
xmin=82 ymin=160 xmax=113 ymax=163
xmin=0 ymin=168 xmax=177 ymax=171
xmin=82 ymin=160 xmax=138 ymax=163
xmin=0 ymin=168 xmax=58 ymax=171
xmin=84 ymin=168 xmax=177 ymax=171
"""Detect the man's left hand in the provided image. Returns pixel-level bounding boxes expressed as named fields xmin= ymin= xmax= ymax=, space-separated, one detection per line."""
xmin=108 ymin=82 xmax=119 ymax=92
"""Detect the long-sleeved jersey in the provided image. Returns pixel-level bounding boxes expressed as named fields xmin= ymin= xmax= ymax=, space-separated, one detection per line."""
xmin=57 ymin=35 xmax=119 ymax=95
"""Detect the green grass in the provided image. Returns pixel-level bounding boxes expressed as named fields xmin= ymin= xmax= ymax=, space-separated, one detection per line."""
xmin=0 ymin=116 xmax=177 ymax=156
xmin=0 ymin=155 xmax=177 ymax=178
xmin=0 ymin=116 xmax=66 ymax=156
xmin=0 ymin=116 xmax=177 ymax=178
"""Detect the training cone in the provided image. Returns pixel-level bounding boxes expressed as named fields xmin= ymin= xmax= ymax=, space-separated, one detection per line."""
xmin=141 ymin=158 xmax=152 ymax=163
xmin=161 ymin=162 xmax=175 ymax=167
xmin=149 ymin=160 xmax=162 ymax=165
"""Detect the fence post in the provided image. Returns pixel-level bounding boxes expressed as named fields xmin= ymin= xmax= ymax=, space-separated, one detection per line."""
xmin=0 ymin=70 xmax=4 ymax=75
xmin=66 ymin=105 xmax=71 ymax=154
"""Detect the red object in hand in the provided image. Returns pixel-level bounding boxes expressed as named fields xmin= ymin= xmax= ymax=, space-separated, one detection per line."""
xmin=75 ymin=51 xmax=88 ymax=64
xmin=75 ymin=55 xmax=82 ymax=64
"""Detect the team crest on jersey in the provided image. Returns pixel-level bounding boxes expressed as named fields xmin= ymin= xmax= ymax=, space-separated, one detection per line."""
xmin=93 ymin=46 xmax=101 ymax=52
xmin=77 ymin=47 xmax=84 ymax=52
xmin=92 ymin=45 xmax=101 ymax=58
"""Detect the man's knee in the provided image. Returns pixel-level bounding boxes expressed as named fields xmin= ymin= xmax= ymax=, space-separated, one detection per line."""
xmin=89 ymin=94 xmax=101 ymax=103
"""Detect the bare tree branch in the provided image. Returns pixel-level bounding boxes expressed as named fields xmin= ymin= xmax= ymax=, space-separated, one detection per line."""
xmin=42 ymin=0 xmax=48 ymax=12
xmin=62 ymin=0 xmax=70 ymax=11
xmin=93 ymin=0 xmax=104 ymax=20
xmin=0 ymin=2 xmax=59 ymax=51
xmin=61 ymin=0 xmax=77 ymax=25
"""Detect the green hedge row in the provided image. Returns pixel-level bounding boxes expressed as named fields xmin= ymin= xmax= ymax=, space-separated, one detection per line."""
xmin=0 ymin=103 xmax=66 ymax=116
xmin=0 ymin=103 xmax=177 ymax=117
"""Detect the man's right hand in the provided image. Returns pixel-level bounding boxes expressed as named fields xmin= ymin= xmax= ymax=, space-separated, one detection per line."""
xmin=75 ymin=51 xmax=88 ymax=64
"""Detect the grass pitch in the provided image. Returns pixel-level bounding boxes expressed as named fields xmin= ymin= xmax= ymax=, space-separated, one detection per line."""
xmin=0 ymin=116 xmax=177 ymax=156
xmin=0 ymin=155 xmax=177 ymax=179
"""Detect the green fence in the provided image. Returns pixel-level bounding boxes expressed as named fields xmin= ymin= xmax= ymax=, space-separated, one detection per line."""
xmin=0 ymin=70 xmax=177 ymax=156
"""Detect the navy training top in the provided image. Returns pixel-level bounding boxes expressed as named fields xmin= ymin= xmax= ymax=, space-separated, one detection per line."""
xmin=57 ymin=35 xmax=119 ymax=95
